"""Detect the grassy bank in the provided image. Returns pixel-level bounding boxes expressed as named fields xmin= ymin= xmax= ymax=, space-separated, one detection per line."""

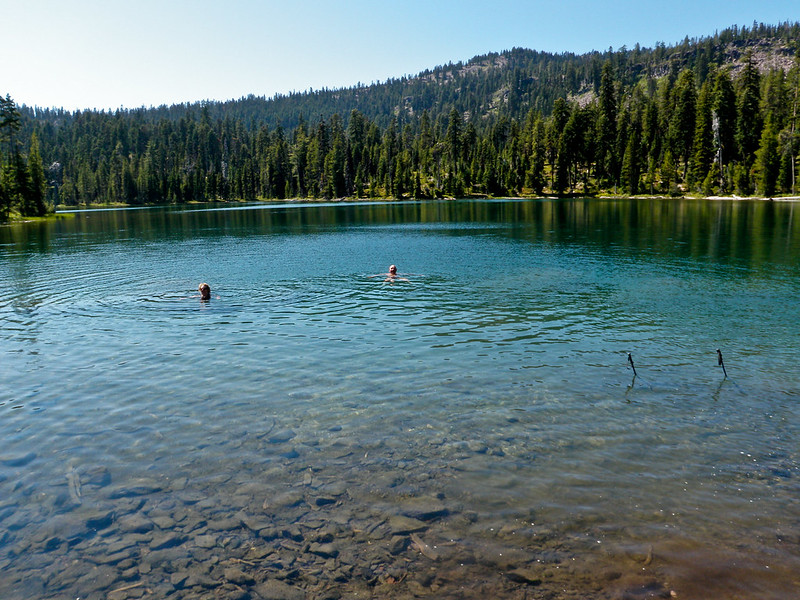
xmin=2 ymin=210 xmax=76 ymax=225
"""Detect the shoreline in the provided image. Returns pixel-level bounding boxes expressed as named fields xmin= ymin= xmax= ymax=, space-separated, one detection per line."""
xmin=45 ymin=194 xmax=800 ymax=213
xmin=1 ymin=211 xmax=76 ymax=226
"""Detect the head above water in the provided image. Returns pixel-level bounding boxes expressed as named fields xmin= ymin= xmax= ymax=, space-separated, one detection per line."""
xmin=389 ymin=265 xmax=397 ymax=275
xmin=198 ymin=282 xmax=211 ymax=300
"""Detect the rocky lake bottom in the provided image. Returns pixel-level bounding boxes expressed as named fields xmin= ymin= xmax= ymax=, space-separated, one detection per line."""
xmin=1 ymin=419 xmax=684 ymax=600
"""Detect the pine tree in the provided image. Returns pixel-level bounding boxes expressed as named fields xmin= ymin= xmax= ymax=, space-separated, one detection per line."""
xmin=554 ymin=134 xmax=570 ymax=195
xmin=137 ymin=142 xmax=159 ymax=203
xmin=702 ymin=162 xmax=721 ymax=196
xmin=788 ymin=52 xmax=800 ymax=194
xmin=524 ymin=112 xmax=546 ymax=194
xmin=761 ymin=69 xmax=788 ymax=130
xmin=0 ymin=94 xmax=21 ymax=158
xmin=733 ymin=163 xmax=752 ymax=196
xmin=596 ymin=61 xmax=618 ymax=186
xmin=711 ymin=70 xmax=737 ymax=190
xmin=777 ymin=137 xmax=793 ymax=193
xmin=621 ymin=128 xmax=641 ymax=195
xmin=445 ymin=108 xmax=462 ymax=196
xmin=641 ymin=92 xmax=660 ymax=193
xmin=0 ymin=162 xmax=12 ymax=221
xmin=0 ymin=95 xmax=21 ymax=220
xmin=691 ymin=79 xmax=714 ymax=190
xmin=661 ymin=150 xmax=678 ymax=195
xmin=755 ymin=119 xmax=779 ymax=197
xmin=13 ymin=151 xmax=32 ymax=214
xmin=324 ymin=134 xmax=345 ymax=198
xmin=547 ymin=98 xmax=570 ymax=190
xmin=736 ymin=53 xmax=762 ymax=165
xmin=669 ymin=68 xmax=697 ymax=181
xmin=25 ymin=133 xmax=48 ymax=216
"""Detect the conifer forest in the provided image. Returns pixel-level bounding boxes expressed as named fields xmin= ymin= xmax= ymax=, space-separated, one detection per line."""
xmin=2 ymin=22 xmax=799 ymax=219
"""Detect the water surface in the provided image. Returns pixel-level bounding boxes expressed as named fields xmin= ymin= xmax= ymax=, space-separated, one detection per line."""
xmin=1 ymin=198 xmax=799 ymax=599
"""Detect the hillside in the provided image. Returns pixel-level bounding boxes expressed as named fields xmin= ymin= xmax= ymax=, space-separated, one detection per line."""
xmin=22 ymin=21 xmax=799 ymax=132
xmin=1 ymin=20 xmax=799 ymax=215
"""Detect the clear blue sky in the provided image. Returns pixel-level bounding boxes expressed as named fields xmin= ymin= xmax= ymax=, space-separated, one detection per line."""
xmin=2 ymin=0 xmax=797 ymax=111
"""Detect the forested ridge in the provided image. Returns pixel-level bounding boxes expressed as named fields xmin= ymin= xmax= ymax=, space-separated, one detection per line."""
xmin=2 ymin=21 xmax=799 ymax=217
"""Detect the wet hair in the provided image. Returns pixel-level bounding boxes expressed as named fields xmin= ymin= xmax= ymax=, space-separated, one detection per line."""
xmin=198 ymin=283 xmax=211 ymax=299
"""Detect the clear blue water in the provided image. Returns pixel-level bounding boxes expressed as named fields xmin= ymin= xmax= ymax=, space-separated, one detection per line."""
xmin=1 ymin=198 xmax=799 ymax=599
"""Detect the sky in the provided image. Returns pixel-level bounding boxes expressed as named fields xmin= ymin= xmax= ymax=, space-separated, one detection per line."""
xmin=1 ymin=0 xmax=798 ymax=111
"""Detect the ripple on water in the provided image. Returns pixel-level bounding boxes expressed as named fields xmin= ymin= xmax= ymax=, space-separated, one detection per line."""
xmin=1 ymin=200 xmax=799 ymax=599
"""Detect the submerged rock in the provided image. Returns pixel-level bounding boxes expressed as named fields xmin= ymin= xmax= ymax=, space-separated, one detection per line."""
xmin=223 ymin=566 xmax=255 ymax=586
xmin=389 ymin=535 xmax=408 ymax=555
xmin=85 ymin=509 xmax=116 ymax=531
xmin=506 ymin=567 xmax=543 ymax=585
xmin=206 ymin=517 xmax=242 ymax=532
xmin=401 ymin=497 xmax=450 ymax=522
xmin=267 ymin=490 xmax=305 ymax=509
xmin=309 ymin=542 xmax=339 ymax=558
xmin=149 ymin=532 xmax=185 ymax=550
xmin=74 ymin=565 xmax=120 ymax=595
xmin=85 ymin=466 xmax=112 ymax=487
xmin=107 ymin=478 xmax=163 ymax=498
xmin=117 ymin=514 xmax=153 ymax=534
xmin=268 ymin=429 xmax=296 ymax=444
xmin=169 ymin=572 xmax=189 ymax=588
xmin=387 ymin=515 xmax=427 ymax=535
xmin=150 ymin=514 xmax=177 ymax=529
xmin=194 ymin=534 xmax=218 ymax=549
xmin=253 ymin=579 xmax=305 ymax=600
xmin=0 ymin=452 xmax=36 ymax=467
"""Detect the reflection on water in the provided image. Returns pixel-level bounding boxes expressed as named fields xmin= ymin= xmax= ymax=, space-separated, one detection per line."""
xmin=0 ymin=198 xmax=798 ymax=599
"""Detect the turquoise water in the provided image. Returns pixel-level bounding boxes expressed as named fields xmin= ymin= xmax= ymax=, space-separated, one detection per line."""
xmin=1 ymin=198 xmax=799 ymax=599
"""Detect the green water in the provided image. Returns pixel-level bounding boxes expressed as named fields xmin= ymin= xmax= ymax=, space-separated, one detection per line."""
xmin=1 ymin=198 xmax=798 ymax=599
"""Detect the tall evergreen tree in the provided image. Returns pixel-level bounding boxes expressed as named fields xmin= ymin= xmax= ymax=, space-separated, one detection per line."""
xmin=787 ymin=53 xmax=800 ymax=194
xmin=641 ymin=90 xmax=661 ymax=193
xmin=25 ymin=133 xmax=49 ymax=216
xmin=735 ymin=53 xmax=762 ymax=165
xmin=524 ymin=111 xmax=546 ymax=194
xmin=711 ymin=69 xmax=737 ymax=189
xmin=596 ymin=61 xmax=618 ymax=185
xmin=0 ymin=94 xmax=21 ymax=157
xmin=669 ymin=68 xmax=697 ymax=180
xmin=621 ymin=128 xmax=641 ymax=195
xmin=0 ymin=164 xmax=11 ymax=221
xmin=12 ymin=151 xmax=31 ymax=214
xmin=547 ymin=98 xmax=570 ymax=189
xmin=445 ymin=108 xmax=463 ymax=196
xmin=761 ymin=69 xmax=788 ymax=130
xmin=755 ymin=119 xmax=780 ymax=197
xmin=691 ymin=79 xmax=714 ymax=190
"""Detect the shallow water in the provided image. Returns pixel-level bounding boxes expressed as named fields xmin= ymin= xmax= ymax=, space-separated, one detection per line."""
xmin=1 ymin=198 xmax=799 ymax=599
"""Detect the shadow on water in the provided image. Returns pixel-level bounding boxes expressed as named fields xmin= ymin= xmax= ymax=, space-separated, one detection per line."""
xmin=3 ymin=197 xmax=799 ymax=267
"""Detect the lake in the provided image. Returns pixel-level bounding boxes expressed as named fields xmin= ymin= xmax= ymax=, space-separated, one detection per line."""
xmin=1 ymin=198 xmax=798 ymax=600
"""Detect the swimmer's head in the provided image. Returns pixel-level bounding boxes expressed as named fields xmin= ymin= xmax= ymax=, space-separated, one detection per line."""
xmin=389 ymin=265 xmax=397 ymax=274
xmin=198 ymin=283 xmax=211 ymax=300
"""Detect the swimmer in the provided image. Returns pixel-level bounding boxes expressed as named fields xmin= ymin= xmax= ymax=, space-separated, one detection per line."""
xmin=198 ymin=282 xmax=211 ymax=300
xmin=370 ymin=265 xmax=409 ymax=282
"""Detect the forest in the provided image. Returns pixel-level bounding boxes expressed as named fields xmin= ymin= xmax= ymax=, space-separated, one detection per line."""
xmin=1 ymin=21 xmax=799 ymax=218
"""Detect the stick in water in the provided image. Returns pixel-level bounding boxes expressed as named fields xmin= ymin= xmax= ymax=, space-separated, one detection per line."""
xmin=628 ymin=353 xmax=637 ymax=377
xmin=717 ymin=349 xmax=727 ymax=378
